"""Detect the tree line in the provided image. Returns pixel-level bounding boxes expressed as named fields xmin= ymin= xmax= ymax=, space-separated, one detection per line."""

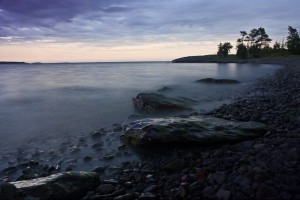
xmin=217 ymin=26 xmax=300 ymax=58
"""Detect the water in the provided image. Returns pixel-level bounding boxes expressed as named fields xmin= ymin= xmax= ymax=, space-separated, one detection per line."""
xmin=0 ymin=62 xmax=280 ymax=150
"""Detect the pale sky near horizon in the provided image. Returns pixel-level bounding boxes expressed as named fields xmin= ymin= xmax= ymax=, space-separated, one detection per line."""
xmin=0 ymin=0 xmax=299 ymax=62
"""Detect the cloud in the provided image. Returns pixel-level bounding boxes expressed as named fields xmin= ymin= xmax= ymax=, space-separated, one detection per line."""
xmin=0 ymin=0 xmax=300 ymax=48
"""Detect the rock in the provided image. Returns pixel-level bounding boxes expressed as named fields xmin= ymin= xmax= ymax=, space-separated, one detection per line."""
xmin=216 ymin=189 xmax=231 ymax=200
xmin=202 ymin=186 xmax=214 ymax=197
xmin=90 ymin=129 xmax=106 ymax=139
xmin=253 ymin=143 xmax=265 ymax=150
xmin=103 ymin=154 xmax=115 ymax=160
xmin=213 ymin=171 xmax=226 ymax=185
xmin=256 ymin=184 xmax=280 ymax=200
xmin=196 ymin=78 xmax=240 ymax=84
xmin=114 ymin=193 xmax=136 ymax=200
xmin=83 ymin=156 xmax=93 ymax=162
xmin=163 ymin=159 xmax=185 ymax=171
xmin=10 ymin=171 xmax=99 ymax=200
xmin=132 ymin=93 xmax=195 ymax=113
xmin=124 ymin=115 xmax=268 ymax=146
xmin=157 ymin=86 xmax=172 ymax=92
xmin=139 ymin=192 xmax=157 ymax=199
xmin=0 ymin=182 xmax=20 ymax=199
xmin=96 ymin=184 xmax=114 ymax=194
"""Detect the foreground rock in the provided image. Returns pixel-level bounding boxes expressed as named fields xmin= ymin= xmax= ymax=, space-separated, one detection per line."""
xmin=10 ymin=171 xmax=99 ymax=200
xmin=132 ymin=93 xmax=195 ymax=113
xmin=124 ymin=116 xmax=267 ymax=146
xmin=196 ymin=78 xmax=240 ymax=84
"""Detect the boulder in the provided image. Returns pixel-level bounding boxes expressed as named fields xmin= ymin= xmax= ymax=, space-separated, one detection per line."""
xmin=196 ymin=78 xmax=240 ymax=84
xmin=10 ymin=171 xmax=99 ymax=200
xmin=132 ymin=93 xmax=195 ymax=113
xmin=123 ymin=116 xmax=267 ymax=146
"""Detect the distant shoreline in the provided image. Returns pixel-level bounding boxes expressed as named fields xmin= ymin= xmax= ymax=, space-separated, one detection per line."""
xmin=172 ymin=55 xmax=300 ymax=65
xmin=0 ymin=61 xmax=28 ymax=64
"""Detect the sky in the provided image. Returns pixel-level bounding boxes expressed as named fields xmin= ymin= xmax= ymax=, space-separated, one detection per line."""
xmin=0 ymin=0 xmax=299 ymax=62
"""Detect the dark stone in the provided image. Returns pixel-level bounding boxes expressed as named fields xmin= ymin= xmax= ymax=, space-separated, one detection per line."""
xmin=157 ymin=86 xmax=173 ymax=92
xmin=10 ymin=171 xmax=99 ymax=200
xmin=95 ymin=184 xmax=114 ymax=194
xmin=196 ymin=78 xmax=240 ymax=84
xmin=0 ymin=182 xmax=21 ymax=199
xmin=256 ymin=184 xmax=280 ymax=200
xmin=124 ymin=115 xmax=267 ymax=146
xmin=132 ymin=93 xmax=195 ymax=113
xmin=163 ymin=159 xmax=185 ymax=171
xmin=216 ymin=188 xmax=231 ymax=200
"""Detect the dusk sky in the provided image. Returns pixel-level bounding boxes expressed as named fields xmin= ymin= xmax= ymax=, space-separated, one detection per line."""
xmin=0 ymin=0 xmax=299 ymax=62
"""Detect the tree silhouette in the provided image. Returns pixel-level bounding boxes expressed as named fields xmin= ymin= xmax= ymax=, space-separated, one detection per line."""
xmin=217 ymin=42 xmax=233 ymax=57
xmin=286 ymin=26 xmax=300 ymax=54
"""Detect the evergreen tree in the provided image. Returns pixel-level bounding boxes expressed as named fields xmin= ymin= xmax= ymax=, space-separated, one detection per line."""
xmin=286 ymin=26 xmax=300 ymax=54
xmin=217 ymin=42 xmax=233 ymax=57
xmin=236 ymin=44 xmax=248 ymax=59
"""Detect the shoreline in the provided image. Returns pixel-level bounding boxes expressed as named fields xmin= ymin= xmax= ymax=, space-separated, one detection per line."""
xmin=1 ymin=58 xmax=299 ymax=200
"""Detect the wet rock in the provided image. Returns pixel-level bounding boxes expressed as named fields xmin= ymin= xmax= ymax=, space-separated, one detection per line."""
xmin=216 ymin=188 xmax=231 ymax=200
xmin=0 ymin=182 xmax=20 ymax=199
xmin=10 ymin=171 xmax=99 ymax=200
xmin=124 ymin=116 xmax=267 ymax=146
xmin=139 ymin=192 xmax=157 ymax=199
xmin=202 ymin=186 xmax=214 ymax=197
xmin=196 ymin=78 xmax=240 ymax=84
xmin=83 ymin=156 xmax=93 ymax=162
xmin=256 ymin=184 xmax=280 ymax=200
xmin=96 ymin=184 xmax=114 ymax=194
xmin=157 ymin=86 xmax=173 ymax=92
xmin=163 ymin=159 xmax=185 ymax=171
xmin=90 ymin=128 xmax=106 ymax=139
xmin=213 ymin=171 xmax=226 ymax=185
xmin=132 ymin=93 xmax=195 ymax=113
xmin=103 ymin=154 xmax=115 ymax=160
xmin=93 ymin=166 xmax=106 ymax=175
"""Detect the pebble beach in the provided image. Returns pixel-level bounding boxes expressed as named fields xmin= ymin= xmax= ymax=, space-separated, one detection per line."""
xmin=1 ymin=58 xmax=299 ymax=200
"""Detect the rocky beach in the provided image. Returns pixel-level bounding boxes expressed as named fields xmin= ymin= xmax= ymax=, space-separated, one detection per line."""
xmin=1 ymin=58 xmax=299 ymax=200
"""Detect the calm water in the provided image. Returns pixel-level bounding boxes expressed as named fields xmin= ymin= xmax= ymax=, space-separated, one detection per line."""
xmin=0 ymin=62 xmax=280 ymax=149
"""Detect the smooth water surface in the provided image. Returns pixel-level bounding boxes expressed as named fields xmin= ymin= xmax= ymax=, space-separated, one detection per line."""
xmin=0 ymin=62 xmax=280 ymax=149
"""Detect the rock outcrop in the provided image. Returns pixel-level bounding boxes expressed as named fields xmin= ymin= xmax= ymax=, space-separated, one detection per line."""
xmin=132 ymin=93 xmax=195 ymax=113
xmin=196 ymin=78 xmax=240 ymax=84
xmin=10 ymin=171 xmax=99 ymax=200
xmin=124 ymin=116 xmax=267 ymax=146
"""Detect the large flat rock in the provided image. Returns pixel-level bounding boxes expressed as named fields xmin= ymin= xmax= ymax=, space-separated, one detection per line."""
xmin=124 ymin=116 xmax=267 ymax=146
xmin=10 ymin=171 xmax=99 ymax=200
xmin=132 ymin=93 xmax=195 ymax=113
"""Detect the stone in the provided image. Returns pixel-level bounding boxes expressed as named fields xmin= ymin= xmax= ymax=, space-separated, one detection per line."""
xmin=216 ymin=189 xmax=231 ymax=200
xmin=213 ymin=171 xmax=226 ymax=185
xmin=0 ymin=182 xmax=20 ymax=199
xmin=96 ymin=184 xmax=114 ymax=194
xmin=10 ymin=171 xmax=99 ymax=200
xmin=143 ymin=184 xmax=157 ymax=193
xmin=132 ymin=93 xmax=195 ymax=113
xmin=114 ymin=193 xmax=136 ymax=200
xmin=202 ymin=186 xmax=214 ymax=197
xmin=157 ymin=86 xmax=173 ymax=92
xmin=196 ymin=78 xmax=240 ymax=84
xmin=139 ymin=192 xmax=157 ymax=199
xmin=124 ymin=115 xmax=267 ymax=146
xmin=256 ymin=184 xmax=280 ymax=200
xmin=163 ymin=159 xmax=185 ymax=171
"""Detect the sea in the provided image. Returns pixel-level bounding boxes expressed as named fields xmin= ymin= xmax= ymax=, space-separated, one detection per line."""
xmin=0 ymin=62 xmax=280 ymax=150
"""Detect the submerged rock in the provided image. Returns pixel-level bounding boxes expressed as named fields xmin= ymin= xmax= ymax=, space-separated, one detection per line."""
xmin=124 ymin=116 xmax=267 ymax=146
xmin=196 ymin=78 xmax=240 ymax=84
xmin=157 ymin=86 xmax=173 ymax=92
xmin=10 ymin=171 xmax=99 ymax=200
xmin=132 ymin=93 xmax=195 ymax=113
